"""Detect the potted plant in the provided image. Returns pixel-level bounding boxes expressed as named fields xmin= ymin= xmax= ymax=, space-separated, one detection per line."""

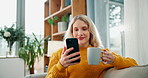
xmin=47 ymin=16 xmax=58 ymax=26
xmin=0 ymin=24 xmax=25 ymax=56
xmin=57 ymin=15 xmax=68 ymax=32
xmin=18 ymin=33 xmax=50 ymax=74
xmin=47 ymin=15 xmax=68 ymax=32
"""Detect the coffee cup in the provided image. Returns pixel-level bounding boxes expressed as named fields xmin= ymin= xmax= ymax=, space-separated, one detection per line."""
xmin=87 ymin=47 xmax=102 ymax=65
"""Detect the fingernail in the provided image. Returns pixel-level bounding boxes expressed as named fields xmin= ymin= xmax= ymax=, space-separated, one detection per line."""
xmin=103 ymin=49 xmax=107 ymax=51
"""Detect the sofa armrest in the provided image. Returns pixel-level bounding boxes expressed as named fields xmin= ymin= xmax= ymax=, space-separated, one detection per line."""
xmin=103 ymin=65 xmax=148 ymax=78
xmin=24 ymin=73 xmax=47 ymax=78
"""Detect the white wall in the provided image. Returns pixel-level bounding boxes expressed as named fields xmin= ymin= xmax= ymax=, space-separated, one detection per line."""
xmin=124 ymin=0 xmax=148 ymax=65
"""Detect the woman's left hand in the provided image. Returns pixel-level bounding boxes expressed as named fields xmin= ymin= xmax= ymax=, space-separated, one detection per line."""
xmin=101 ymin=49 xmax=116 ymax=64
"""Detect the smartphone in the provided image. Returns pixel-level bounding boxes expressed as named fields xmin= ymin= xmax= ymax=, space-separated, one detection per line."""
xmin=66 ymin=38 xmax=80 ymax=63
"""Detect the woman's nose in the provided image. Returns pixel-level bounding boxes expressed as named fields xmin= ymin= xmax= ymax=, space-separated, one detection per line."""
xmin=78 ymin=30 xmax=83 ymax=36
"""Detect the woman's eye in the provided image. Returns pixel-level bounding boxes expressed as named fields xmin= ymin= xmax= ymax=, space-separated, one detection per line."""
xmin=74 ymin=29 xmax=78 ymax=31
xmin=83 ymin=28 xmax=87 ymax=31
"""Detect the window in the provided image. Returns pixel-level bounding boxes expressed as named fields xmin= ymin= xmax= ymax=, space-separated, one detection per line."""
xmin=0 ymin=0 xmax=16 ymax=56
xmin=0 ymin=0 xmax=45 ymax=57
xmin=110 ymin=0 xmax=124 ymax=4
xmin=25 ymin=0 xmax=46 ymax=73
xmin=108 ymin=0 xmax=124 ymax=56
xmin=25 ymin=0 xmax=45 ymax=38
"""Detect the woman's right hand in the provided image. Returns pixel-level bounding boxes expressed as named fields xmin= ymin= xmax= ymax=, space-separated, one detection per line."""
xmin=60 ymin=46 xmax=80 ymax=68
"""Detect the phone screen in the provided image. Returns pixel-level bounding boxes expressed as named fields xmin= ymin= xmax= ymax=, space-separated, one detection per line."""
xmin=66 ymin=38 xmax=80 ymax=63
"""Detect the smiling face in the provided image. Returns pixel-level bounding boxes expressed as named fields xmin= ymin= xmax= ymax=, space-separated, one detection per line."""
xmin=72 ymin=19 xmax=90 ymax=47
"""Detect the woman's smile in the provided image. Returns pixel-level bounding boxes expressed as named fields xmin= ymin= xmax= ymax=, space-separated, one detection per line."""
xmin=78 ymin=37 xmax=85 ymax=40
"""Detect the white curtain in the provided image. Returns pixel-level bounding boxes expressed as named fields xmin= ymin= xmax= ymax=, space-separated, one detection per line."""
xmin=124 ymin=0 xmax=148 ymax=65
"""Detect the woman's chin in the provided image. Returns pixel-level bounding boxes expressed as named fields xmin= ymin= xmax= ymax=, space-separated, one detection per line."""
xmin=79 ymin=42 xmax=88 ymax=47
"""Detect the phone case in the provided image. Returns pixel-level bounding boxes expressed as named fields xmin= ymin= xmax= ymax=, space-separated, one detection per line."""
xmin=66 ymin=38 xmax=80 ymax=63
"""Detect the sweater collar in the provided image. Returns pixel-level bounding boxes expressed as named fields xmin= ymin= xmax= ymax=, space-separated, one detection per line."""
xmin=79 ymin=45 xmax=92 ymax=49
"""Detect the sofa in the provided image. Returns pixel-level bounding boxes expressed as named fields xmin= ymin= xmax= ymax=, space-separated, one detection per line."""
xmin=24 ymin=73 xmax=47 ymax=78
xmin=104 ymin=64 xmax=148 ymax=78
xmin=0 ymin=58 xmax=24 ymax=78
xmin=24 ymin=64 xmax=148 ymax=78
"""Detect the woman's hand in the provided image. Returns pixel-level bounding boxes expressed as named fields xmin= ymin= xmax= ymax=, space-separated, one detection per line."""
xmin=101 ymin=49 xmax=116 ymax=64
xmin=60 ymin=46 xmax=80 ymax=68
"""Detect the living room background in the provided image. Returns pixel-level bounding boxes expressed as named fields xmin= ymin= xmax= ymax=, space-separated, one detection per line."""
xmin=0 ymin=0 xmax=147 ymax=65
xmin=0 ymin=0 xmax=46 ymax=57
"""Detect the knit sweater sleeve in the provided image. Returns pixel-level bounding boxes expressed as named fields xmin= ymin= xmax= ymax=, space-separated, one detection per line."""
xmin=111 ymin=52 xmax=138 ymax=69
xmin=45 ymin=48 xmax=68 ymax=78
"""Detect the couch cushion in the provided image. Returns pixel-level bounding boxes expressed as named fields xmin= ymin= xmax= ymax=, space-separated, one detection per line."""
xmin=103 ymin=65 xmax=148 ymax=78
xmin=24 ymin=73 xmax=47 ymax=78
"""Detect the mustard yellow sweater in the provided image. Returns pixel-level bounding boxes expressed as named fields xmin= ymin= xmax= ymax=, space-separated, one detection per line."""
xmin=46 ymin=46 xmax=138 ymax=78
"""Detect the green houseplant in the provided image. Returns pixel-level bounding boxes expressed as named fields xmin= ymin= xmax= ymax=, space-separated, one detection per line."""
xmin=57 ymin=15 xmax=69 ymax=32
xmin=47 ymin=15 xmax=68 ymax=25
xmin=47 ymin=15 xmax=68 ymax=32
xmin=47 ymin=16 xmax=58 ymax=25
xmin=0 ymin=24 xmax=25 ymax=55
xmin=61 ymin=15 xmax=68 ymax=22
xmin=18 ymin=33 xmax=50 ymax=74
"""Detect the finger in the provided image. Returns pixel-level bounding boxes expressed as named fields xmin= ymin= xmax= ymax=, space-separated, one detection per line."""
xmin=105 ymin=56 xmax=112 ymax=59
xmin=103 ymin=51 xmax=110 ymax=55
xmin=101 ymin=53 xmax=112 ymax=60
xmin=63 ymin=47 xmax=74 ymax=56
xmin=66 ymin=52 xmax=80 ymax=59
xmin=106 ymin=51 xmax=113 ymax=55
xmin=101 ymin=57 xmax=107 ymax=64
xmin=102 ymin=52 xmax=111 ymax=57
xmin=63 ymin=56 xmax=80 ymax=67
xmin=103 ymin=51 xmax=113 ymax=57
xmin=102 ymin=56 xmax=109 ymax=64
xmin=62 ymin=46 xmax=67 ymax=54
xmin=101 ymin=49 xmax=107 ymax=52
xmin=102 ymin=54 xmax=112 ymax=59
xmin=102 ymin=53 xmax=108 ymax=57
xmin=102 ymin=60 xmax=108 ymax=64
xmin=102 ymin=56 xmax=111 ymax=62
xmin=67 ymin=56 xmax=80 ymax=63
xmin=102 ymin=62 xmax=107 ymax=64
xmin=62 ymin=52 xmax=80 ymax=63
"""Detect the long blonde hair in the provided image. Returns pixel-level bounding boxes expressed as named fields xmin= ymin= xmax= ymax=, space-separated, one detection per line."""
xmin=64 ymin=15 xmax=104 ymax=48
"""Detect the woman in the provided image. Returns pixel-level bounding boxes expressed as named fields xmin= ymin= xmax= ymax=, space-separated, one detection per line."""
xmin=46 ymin=15 xmax=138 ymax=78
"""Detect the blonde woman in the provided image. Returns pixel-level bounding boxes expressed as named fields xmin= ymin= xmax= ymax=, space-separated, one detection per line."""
xmin=46 ymin=15 xmax=138 ymax=78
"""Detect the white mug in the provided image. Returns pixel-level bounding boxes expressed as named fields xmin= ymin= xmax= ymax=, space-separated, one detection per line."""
xmin=87 ymin=47 xmax=102 ymax=65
